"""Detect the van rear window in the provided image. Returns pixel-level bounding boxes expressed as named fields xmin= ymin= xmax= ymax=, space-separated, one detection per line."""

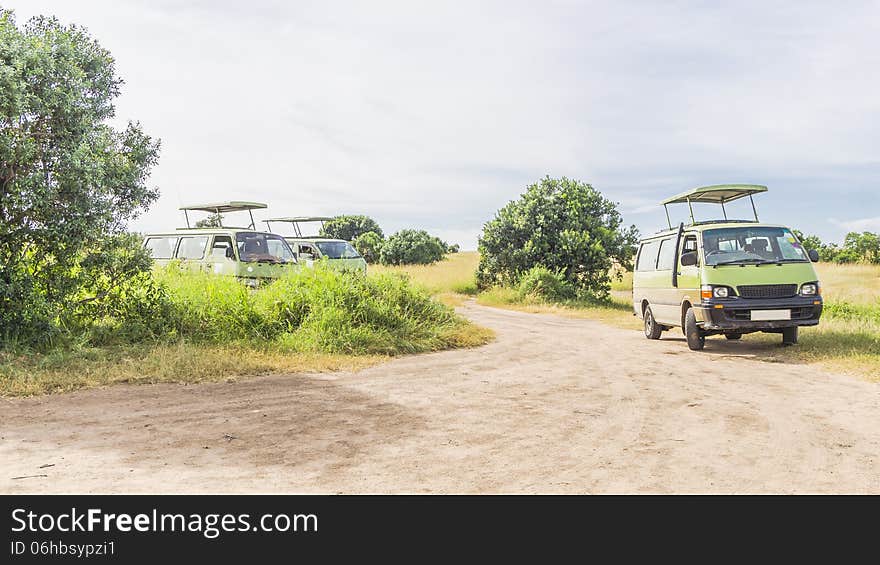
xmin=636 ymin=241 xmax=661 ymax=271
xmin=145 ymin=236 xmax=179 ymax=259
xmin=656 ymin=238 xmax=675 ymax=270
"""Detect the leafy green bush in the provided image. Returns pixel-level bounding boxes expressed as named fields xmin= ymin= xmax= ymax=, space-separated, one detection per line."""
xmin=517 ymin=266 xmax=575 ymax=302
xmin=477 ymin=176 xmax=638 ymax=299
xmin=352 ymin=231 xmax=384 ymax=263
xmin=144 ymin=265 xmax=466 ymax=355
xmin=380 ymin=229 xmax=447 ymax=265
xmin=320 ymin=215 xmax=384 ymax=240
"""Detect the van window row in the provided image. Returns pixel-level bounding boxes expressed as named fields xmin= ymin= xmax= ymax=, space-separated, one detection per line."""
xmin=636 ymin=235 xmax=697 ymax=272
xmin=144 ymin=233 xmax=296 ymax=263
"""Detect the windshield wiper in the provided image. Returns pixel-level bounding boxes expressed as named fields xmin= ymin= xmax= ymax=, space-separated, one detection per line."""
xmin=712 ymin=258 xmax=766 ymax=267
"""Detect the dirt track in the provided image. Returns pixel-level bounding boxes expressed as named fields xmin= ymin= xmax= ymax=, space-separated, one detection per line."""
xmin=2 ymin=302 xmax=879 ymax=493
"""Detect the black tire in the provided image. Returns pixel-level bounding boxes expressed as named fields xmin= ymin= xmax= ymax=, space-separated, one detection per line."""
xmin=782 ymin=326 xmax=798 ymax=346
xmin=684 ymin=307 xmax=705 ymax=351
xmin=643 ymin=305 xmax=663 ymax=340
xmin=725 ymin=333 xmax=742 ymax=340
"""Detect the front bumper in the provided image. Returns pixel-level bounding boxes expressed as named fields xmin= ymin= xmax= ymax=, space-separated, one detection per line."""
xmin=695 ymin=295 xmax=823 ymax=331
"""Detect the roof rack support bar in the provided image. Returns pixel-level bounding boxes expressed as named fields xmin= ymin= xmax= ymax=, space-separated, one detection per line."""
xmin=184 ymin=209 xmax=190 ymax=229
xmin=664 ymin=204 xmax=672 ymax=230
xmin=248 ymin=210 xmax=255 ymax=230
xmin=749 ymin=193 xmax=758 ymax=221
xmin=720 ymin=198 xmax=728 ymax=220
xmin=686 ymin=197 xmax=695 ymax=225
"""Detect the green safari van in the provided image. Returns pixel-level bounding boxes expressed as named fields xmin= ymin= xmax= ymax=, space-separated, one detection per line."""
xmin=264 ymin=216 xmax=368 ymax=274
xmin=633 ymin=185 xmax=823 ymax=350
xmin=143 ymin=202 xmax=299 ymax=287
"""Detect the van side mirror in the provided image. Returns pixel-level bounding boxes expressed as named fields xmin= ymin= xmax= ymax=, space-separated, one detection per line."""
xmin=680 ymin=251 xmax=698 ymax=267
xmin=808 ymin=249 xmax=820 ymax=262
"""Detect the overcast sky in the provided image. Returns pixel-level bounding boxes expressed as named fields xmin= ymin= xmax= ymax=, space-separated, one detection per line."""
xmin=7 ymin=0 xmax=880 ymax=248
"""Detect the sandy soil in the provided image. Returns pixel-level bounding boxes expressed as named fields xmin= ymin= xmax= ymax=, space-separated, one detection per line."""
xmin=2 ymin=303 xmax=878 ymax=494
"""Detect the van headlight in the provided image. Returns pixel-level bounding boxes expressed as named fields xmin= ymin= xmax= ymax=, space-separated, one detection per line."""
xmin=800 ymin=282 xmax=819 ymax=296
xmin=701 ymin=285 xmax=731 ymax=300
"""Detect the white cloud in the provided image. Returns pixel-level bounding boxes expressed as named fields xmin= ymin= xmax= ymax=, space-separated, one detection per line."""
xmin=831 ymin=216 xmax=880 ymax=233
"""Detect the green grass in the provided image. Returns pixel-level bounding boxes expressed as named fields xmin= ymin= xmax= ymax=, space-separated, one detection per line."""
xmin=369 ymin=251 xmax=481 ymax=307
xmin=1 ymin=264 xmax=494 ymax=396
xmin=477 ymin=285 xmax=642 ymax=330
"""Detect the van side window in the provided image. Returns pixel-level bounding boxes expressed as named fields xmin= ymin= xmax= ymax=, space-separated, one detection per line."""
xmin=682 ymin=235 xmax=697 ymax=253
xmin=656 ymin=238 xmax=675 ymax=270
xmin=636 ymin=241 xmax=661 ymax=271
xmin=681 ymin=234 xmax=698 ymax=265
xmin=144 ymin=237 xmax=179 ymax=259
xmin=177 ymin=236 xmax=209 ymax=260
xmin=210 ymin=235 xmax=235 ymax=260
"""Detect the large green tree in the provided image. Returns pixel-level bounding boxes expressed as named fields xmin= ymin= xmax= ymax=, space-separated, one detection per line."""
xmin=477 ymin=176 xmax=638 ymax=299
xmin=0 ymin=11 xmax=160 ymax=342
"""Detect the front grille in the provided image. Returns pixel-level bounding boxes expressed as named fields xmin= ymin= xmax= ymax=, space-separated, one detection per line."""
xmin=736 ymin=284 xmax=798 ymax=299
xmin=723 ymin=307 xmax=818 ymax=321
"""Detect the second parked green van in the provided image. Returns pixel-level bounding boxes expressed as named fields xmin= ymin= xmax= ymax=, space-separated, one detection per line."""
xmin=633 ymin=185 xmax=823 ymax=350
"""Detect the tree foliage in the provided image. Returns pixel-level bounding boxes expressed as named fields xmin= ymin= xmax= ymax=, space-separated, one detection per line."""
xmin=194 ymin=213 xmax=223 ymax=228
xmin=477 ymin=176 xmax=638 ymax=299
xmin=320 ymin=215 xmax=383 ymax=241
xmin=379 ymin=229 xmax=447 ymax=265
xmin=792 ymin=229 xmax=880 ymax=264
xmin=0 ymin=11 xmax=160 ymax=344
xmin=352 ymin=230 xmax=384 ymax=263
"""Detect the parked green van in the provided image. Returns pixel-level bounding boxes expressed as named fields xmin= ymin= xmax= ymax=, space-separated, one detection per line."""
xmin=143 ymin=202 xmax=299 ymax=287
xmin=633 ymin=185 xmax=822 ymax=350
xmin=264 ymin=216 xmax=367 ymax=274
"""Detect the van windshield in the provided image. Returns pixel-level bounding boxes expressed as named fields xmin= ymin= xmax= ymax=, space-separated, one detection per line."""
xmin=235 ymin=232 xmax=297 ymax=263
xmin=315 ymin=241 xmax=361 ymax=259
xmin=702 ymin=227 xmax=809 ymax=266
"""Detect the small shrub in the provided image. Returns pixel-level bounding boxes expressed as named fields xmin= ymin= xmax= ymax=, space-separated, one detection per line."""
xmin=380 ymin=229 xmax=447 ymax=265
xmin=517 ymin=266 xmax=575 ymax=302
xmin=352 ymin=231 xmax=385 ymax=263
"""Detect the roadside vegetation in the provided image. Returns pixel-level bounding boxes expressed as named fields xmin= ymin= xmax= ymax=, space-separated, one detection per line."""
xmin=1 ymin=264 xmax=492 ymax=396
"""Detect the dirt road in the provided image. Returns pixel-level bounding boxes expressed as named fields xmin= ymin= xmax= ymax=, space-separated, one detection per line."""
xmin=2 ymin=303 xmax=878 ymax=493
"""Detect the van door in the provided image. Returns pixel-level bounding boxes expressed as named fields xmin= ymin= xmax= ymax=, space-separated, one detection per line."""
xmin=176 ymin=235 xmax=209 ymax=273
xmin=676 ymin=233 xmax=700 ymax=322
xmin=208 ymin=234 xmax=236 ymax=275
xmin=652 ymin=237 xmax=679 ymax=324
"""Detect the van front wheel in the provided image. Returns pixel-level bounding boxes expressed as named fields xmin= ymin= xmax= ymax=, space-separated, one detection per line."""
xmin=782 ymin=326 xmax=798 ymax=346
xmin=685 ymin=307 xmax=705 ymax=351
